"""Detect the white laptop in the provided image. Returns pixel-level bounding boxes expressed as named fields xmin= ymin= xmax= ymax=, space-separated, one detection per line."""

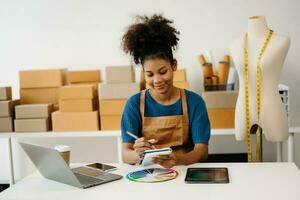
xmin=19 ymin=142 xmax=123 ymax=189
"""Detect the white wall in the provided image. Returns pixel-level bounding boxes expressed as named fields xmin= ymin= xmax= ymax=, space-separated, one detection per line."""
xmin=0 ymin=0 xmax=299 ymax=182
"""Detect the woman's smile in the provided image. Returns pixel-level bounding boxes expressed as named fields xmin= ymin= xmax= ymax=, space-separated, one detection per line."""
xmin=155 ymin=84 xmax=166 ymax=89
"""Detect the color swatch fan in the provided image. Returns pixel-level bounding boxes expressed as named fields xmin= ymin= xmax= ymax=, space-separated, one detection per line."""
xmin=126 ymin=168 xmax=178 ymax=183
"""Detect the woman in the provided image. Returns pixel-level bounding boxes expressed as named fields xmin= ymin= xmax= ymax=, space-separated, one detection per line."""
xmin=121 ymin=14 xmax=210 ymax=168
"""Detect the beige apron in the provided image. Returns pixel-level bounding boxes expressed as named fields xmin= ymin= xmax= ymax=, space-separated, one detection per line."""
xmin=140 ymin=89 xmax=193 ymax=152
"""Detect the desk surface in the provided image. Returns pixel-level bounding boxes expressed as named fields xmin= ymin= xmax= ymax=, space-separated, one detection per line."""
xmin=1 ymin=126 xmax=299 ymax=138
xmin=0 ymin=129 xmax=236 ymax=138
xmin=0 ymin=163 xmax=299 ymax=200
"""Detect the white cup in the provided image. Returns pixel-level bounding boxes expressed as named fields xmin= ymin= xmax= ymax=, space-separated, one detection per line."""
xmin=54 ymin=145 xmax=71 ymax=165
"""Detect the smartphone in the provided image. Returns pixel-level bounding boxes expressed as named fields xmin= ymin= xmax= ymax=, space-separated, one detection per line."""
xmin=86 ymin=163 xmax=117 ymax=172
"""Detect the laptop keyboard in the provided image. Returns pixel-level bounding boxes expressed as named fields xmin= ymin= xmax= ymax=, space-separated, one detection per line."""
xmin=72 ymin=167 xmax=105 ymax=177
xmin=74 ymin=173 xmax=104 ymax=187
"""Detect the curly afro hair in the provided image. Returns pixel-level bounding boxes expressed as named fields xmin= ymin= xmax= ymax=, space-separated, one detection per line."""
xmin=122 ymin=14 xmax=180 ymax=65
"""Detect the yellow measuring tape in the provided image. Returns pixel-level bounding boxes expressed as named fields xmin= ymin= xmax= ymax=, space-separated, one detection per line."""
xmin=244 ymin=30 xmax=273 ymax=162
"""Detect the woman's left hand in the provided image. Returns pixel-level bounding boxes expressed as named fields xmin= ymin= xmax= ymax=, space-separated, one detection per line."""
xmin=152 ymin=153 xmax=177 ymax=168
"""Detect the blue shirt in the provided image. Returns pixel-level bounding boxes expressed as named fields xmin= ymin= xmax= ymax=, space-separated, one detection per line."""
xmin=121 ymin=89 xmax=211 ymax=145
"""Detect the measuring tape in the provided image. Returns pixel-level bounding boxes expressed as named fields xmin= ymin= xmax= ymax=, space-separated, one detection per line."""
xmin=244 ymin=30 xmax=273 ymax=162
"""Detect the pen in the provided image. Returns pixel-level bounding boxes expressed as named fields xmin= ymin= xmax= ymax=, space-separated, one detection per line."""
xmin=126 ymin=131 xmax=139 ymax=140
xmin=126 ymin=131 xmax=156 ymax=149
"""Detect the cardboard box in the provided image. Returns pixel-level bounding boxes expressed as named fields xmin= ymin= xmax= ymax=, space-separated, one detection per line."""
xmin=14 ymin=118 xmax=50 ymax=132
xmin=19 ymin=69 xmax=65 ymax=89
xmin=70 ymin=82 xmax=99 ymax=96
xmin=202 ymin=91 xmax=238 ymax=108
xmin=52 ymin=111 xmax=99 ymax=131
xmin=59 ymin=85 xmax=96 ymax=100
xmin=99 ymin=99 xmax=126 ymax=115
xmin=100 ymin=115 xmax=121 ymax=130
xmin=0 ymin=87 xmax=12 ymax=100
xmin=99 ymin=83 xmax=140 ymax=99
xmin=173 ymin=81 xmax=190 ymax=89
xmin=15 ymin=104 xmax=53 ymax=119
xmin=105 ymin=66 xmax=134 ymax=83
xmin=59 ymin=99 xmax=96 ymax=112
xmin=20 ymin=87 xmax=59 ymax=105
xmin=0 ymin=100 xmax=20 ymax=117
xmin=207 ymin=108 xmax=235 ymax=128
xmin=67 ymin=70 xmax=100 ymax=83
xmin=174 ymin=69 xmax=186 ymax=82
xmin=0 ymin=117 xmax=13 ymax=132
xmin=53 ymin=104 xmax=59 ymax=111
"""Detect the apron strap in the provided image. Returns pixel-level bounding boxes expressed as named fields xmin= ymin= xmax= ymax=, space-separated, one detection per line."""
xmin=180 ymin=89 xmax=189 ymax=124
xmin=140 ymin=89 xmax=146 ymax=122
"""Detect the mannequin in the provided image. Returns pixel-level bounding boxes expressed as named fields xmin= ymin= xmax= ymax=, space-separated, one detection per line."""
xmin=230 ymin=16 xmax=290 ymax=142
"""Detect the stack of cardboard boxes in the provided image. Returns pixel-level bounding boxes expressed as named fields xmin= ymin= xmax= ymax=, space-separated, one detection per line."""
xmin=14 ymin=104 xmax=53 ymax=132
xmin=173 ymin=68 xmax=190 ymax=89
xmin=99 ymin=66 xmax=140 ymax=130
xmin=202 ymin=91 xmax=238 ymax=128
xmin=0 ymin=87 xmax=19 ymax=132
xmin=66 ymin=69 xmax=100 ymax=111
xmin=19 ymin=69 xmax=66 ymax=110
xmin=52 ymin=85 xmax=99 ymax=131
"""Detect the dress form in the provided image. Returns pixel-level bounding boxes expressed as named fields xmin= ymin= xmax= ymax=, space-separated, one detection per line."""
xmin=229 ymin=16 xmax=290 ymax=142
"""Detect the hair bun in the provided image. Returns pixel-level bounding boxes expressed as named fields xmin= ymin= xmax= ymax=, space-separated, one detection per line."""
xmin=122 ymin=14 xmax=180 ymax=65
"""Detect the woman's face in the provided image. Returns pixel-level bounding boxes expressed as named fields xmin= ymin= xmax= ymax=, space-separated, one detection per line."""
xmin=143 ymin=58 xmax=176 ymax=94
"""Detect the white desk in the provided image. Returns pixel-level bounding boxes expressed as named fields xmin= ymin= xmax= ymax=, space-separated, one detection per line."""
xmin=0 ymin=163 xmax=299 ymax=200
xmin=1 ymin=127 xmax=299 ymax=186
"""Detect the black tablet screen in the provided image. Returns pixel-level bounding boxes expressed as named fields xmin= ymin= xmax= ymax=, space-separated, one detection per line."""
xmin=185 ymin=168 xmax=229 ymax=183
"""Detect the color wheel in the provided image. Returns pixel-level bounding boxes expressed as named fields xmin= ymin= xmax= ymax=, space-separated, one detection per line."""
xmin=126 ymin=168 xmax=179 ymax=183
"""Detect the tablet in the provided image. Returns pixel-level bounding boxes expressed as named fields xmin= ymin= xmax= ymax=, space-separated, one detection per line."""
xmin=185 ymin=167 xmax=229 ymax=183
xmin=139 ymin=147 xmax=172 ymax=166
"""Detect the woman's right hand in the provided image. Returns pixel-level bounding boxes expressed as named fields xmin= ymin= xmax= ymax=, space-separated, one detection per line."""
xmin=133 ymin=137 xmax=157 ymax=156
